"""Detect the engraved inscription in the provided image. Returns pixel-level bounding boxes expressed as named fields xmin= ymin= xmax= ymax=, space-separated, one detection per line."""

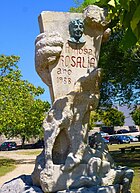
xmin=56 ymin=42 xmax=96 ymax=85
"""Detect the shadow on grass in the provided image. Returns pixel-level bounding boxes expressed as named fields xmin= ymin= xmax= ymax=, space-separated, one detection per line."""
xmin=0 ymin=157 xmax=16 ymax=177
xmin=0 ymin=158 xmax=16 ymax=167
xmin=15 ymin=160 xmax=35 ymax=164
xmin=110 ymin=149 xmax=140 ymax=169
xmin=109 ymin=147 xmax=140 ymax=192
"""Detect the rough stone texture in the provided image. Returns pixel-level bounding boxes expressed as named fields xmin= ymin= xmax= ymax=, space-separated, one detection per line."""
xmin=0 ymin=177 xmax=120 ymax=193
xmin=32 ymin=133 xmax=134 ymax=193
xmin=0 ymin=178 xmax=120 ymax=193
xmin=83 ymin=5 xmax=109 ymax=28
xmin=57 ymin=184 xmax=121 ymax=193
xmin=0 ymin=175 xmax=43 ymax=193
xmin=31 ymin=5 xmax=134 ymax=193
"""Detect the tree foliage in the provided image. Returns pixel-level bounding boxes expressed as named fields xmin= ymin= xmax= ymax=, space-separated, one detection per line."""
xmin=89 ymin=107 xmax=125 ymax=129
xmin=0 ymin=55 xmax=50 ymax=145
xmin=100 ymin=107 xmax=125 ymax=126
xmin=131 ymin=107 xmax=140 ymax=126
xmin=99 ymin=31 xmax=140 ymax=107
xmin=89 ymin=111 xmax=100 ymax=129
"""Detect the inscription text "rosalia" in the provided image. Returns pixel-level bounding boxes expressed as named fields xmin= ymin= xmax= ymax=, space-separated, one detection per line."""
xmin=59 ymin=42 xmax=96 ymax=68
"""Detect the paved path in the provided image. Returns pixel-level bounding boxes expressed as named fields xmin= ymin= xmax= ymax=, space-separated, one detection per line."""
xmin=0 ymin=149 xmax=41 ymax=187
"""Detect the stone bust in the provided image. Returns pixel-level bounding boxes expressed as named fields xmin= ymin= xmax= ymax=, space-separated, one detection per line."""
xmin=69 ymin=18 xmax=85 ymax=44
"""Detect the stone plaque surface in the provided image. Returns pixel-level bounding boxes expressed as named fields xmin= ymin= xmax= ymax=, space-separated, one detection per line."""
xmin=38 ymin=11 xmax=103 ymax=101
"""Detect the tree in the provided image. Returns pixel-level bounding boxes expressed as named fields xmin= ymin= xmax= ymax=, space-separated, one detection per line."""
xmin=98 ymin=31 xmax=140 ymax=107
xmin=131 ymin=106 xmax=140 ymax=126
xmin=89 ymin=111 xmax=101 ymax=129
xmin=100 ymin=107 xmax=125 ymax=126
xmin=71 ymin=0 xmax=140 ymax=49
xmin=89 ymin=108 xmax=125 ymax=129
xmin=0 ymin=55 xmax=50 ymax=146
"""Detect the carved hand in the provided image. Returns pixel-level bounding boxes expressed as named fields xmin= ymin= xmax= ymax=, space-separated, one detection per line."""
xmin=35 ymin=32 xmax=64 ymax=86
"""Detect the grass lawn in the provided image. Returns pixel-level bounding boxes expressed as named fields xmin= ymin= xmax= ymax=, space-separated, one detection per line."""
xmin=0 ymin=157 xmax=16 ymax=177
xmin=108 ymin=143 xmax=140 ymax=193
xmin=0 ymin=149 xmax=41 ymax=177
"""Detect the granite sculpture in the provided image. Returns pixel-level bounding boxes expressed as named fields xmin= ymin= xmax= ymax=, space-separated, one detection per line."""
xmin=31 ymin=5 xmax=134 ymax=193
xmin=32 ymin=5 xmax=134 ymax=193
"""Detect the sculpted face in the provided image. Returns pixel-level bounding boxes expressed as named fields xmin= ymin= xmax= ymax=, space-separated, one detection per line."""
xmin=69 ymin=19 xmax=85 ymax=43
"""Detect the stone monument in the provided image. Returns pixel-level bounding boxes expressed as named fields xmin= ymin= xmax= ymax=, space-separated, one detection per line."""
xmin=0 ymin=5 xmax=134 ymax=193
xmin=31 ymin=5 xmax=134 ymax=193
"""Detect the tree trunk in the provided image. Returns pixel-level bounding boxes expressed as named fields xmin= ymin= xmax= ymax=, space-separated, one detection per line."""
xmin=21 ymin=135 xmax=25 ymax=148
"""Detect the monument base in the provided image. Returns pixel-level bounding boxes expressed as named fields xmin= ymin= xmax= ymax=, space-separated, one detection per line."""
xmin=0 ymin=175 xmax=122 ymax=193
xmin=0 ymin=175 xmax=43 ymax=193
xmin=31 ymin=133 xmax=134 ymax=193
xmin=57 ymin=185 xmax=121 ymax=193
xmin=0 ymin=134 xmax=133 ymax=193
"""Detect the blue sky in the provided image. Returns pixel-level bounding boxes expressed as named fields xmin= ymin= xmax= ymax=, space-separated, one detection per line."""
xmin=0 ymin=0 xmax=82 ymax=103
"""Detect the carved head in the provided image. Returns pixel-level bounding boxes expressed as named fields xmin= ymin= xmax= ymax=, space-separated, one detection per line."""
xmin=69 ymin=19 xmax=84 ymax=43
